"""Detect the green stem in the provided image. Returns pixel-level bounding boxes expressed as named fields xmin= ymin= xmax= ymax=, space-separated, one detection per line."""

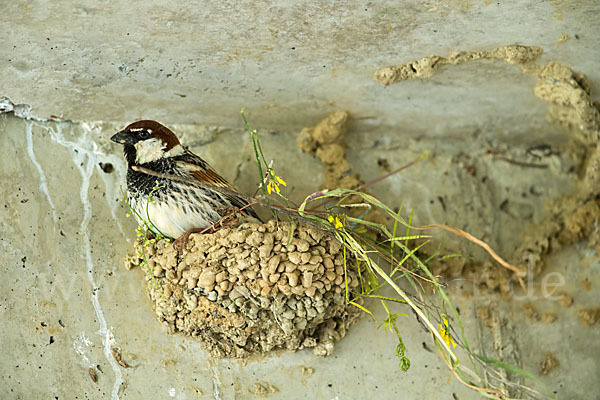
xmin=241 ymin=109 xmax=268 ymax=199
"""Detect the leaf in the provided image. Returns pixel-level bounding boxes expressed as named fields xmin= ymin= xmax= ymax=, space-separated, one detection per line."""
xmin=349 ymin=301 xmax=376 ymax=322
xmin=361 ymin=295 xmax=408 ymax=305
xmin=475 ymin=354 xmax=541 ymax=383
xmin=438 ymin=253 xmax=464 ymax=260
xmin=388 ymin=235 xmax=431 ymax=241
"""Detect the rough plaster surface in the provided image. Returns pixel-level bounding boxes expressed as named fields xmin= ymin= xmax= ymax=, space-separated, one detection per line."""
xmin=1 ymin=1 xmax=600 ymax=399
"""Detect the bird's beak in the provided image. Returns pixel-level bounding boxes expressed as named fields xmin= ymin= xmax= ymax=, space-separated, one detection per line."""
xmin=110 ymin=130 xmax=133 ymax=145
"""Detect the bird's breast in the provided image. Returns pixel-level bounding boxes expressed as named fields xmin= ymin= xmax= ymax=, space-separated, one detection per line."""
xmin=129 ymin=190 xmax=220 ymax=239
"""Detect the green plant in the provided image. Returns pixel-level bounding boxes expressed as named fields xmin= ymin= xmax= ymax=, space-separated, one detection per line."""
xmin=238 ymin=110 xmax=547 ymax=399
xmin=120 ymin=181 xmax=169 ymax=290
xmin=121 ymin=111 xmax=547 ymax=399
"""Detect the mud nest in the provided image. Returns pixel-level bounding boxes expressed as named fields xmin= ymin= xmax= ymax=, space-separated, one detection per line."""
xmin=125 ymin=220 xmax=363 ymax=358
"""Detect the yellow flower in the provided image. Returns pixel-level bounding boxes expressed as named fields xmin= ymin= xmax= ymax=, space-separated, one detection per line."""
xmin=328 ymin=215 xmax=344 ymax=230
xmin=438 ymin=315 xmax=457 ymax=348
xmin=275 ymin=175 xmax=287 ymax=186
xmin=266 ymin=170 xmax=286 ymax=194
xmin=267 ymin=181 xmax=280 ymax=194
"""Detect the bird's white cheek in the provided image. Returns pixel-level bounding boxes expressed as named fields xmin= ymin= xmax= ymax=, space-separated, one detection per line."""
xmin=134 ymin=139 xmax=167 ymax=164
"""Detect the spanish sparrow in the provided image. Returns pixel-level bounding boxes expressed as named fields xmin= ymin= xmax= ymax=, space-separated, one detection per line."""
xmin=111 ymin=120 xmax=259 ymax=241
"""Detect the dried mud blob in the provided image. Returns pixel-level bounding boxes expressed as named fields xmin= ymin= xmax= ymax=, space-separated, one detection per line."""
xmin=126 ymin=221 xmax=363 ymax=358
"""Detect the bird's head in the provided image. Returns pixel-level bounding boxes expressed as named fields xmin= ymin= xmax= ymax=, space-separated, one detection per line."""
xmin=111 ymin=120 xmax=183 ymax=165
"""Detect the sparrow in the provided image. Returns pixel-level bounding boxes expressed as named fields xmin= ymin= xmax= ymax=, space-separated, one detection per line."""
xmin=111 ymin=120 xmax=260 ymax=242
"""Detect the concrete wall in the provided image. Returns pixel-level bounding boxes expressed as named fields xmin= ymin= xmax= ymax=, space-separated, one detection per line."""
xmin=1 ymin=1 xmax=599 ymax=399
xmin=2 ymin=1 xmax=598 ymax=128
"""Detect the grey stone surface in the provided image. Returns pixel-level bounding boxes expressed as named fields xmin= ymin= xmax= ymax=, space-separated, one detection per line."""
xmin=1 ymin=1 xmax=599 ymax=129
xmin=1 ymin=1 xmax=599 ymax=399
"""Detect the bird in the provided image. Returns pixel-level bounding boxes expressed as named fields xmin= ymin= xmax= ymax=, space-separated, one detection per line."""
xmin=111 ymin=120 xmax=260 ymax=245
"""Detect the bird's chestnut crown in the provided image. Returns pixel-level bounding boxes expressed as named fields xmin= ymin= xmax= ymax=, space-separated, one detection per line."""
xmin=110 ymin=120 xmax=180 ymax=151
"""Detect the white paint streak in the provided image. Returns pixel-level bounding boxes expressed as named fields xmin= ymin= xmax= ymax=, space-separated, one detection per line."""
xmin=14 ymin=97 xmax=127 ymax=233
xmin=9 ymin=98 xmax=130 ymax=399
xmin=95 ymin=155 xmax=127 ymax=237
xmin=86 ymin=125 xmax=127 ymax=236
xmin=25 ymin=120 xmax=58 ymax=223
xmin=45 ymin=123 xmax=124 ymax=400
xmin=10 ymin=103 xmax=220 ymax=400
xmin=208 ymin=360 xmax=223 ymax=400
xmin=73 ymin=332 xmax=93 ymax=365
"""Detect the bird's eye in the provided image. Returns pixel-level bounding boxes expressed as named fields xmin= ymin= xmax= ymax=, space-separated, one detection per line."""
xmin=139 ymin=130 xmax=150 ymax=139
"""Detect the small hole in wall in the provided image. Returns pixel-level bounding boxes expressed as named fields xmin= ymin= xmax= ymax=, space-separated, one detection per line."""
xmin=99 ymin=162 xmax=114 ymax=173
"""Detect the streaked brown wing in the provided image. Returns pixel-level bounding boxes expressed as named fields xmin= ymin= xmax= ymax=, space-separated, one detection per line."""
xmin=179 ymin=161 xmax=234 ymax=189
xmin=174 ymin=151 xmax=261 ymax=221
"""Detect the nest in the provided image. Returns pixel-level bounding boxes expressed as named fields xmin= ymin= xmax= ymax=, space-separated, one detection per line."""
xmin=125 ymin=220 xmax=363 ymax=358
